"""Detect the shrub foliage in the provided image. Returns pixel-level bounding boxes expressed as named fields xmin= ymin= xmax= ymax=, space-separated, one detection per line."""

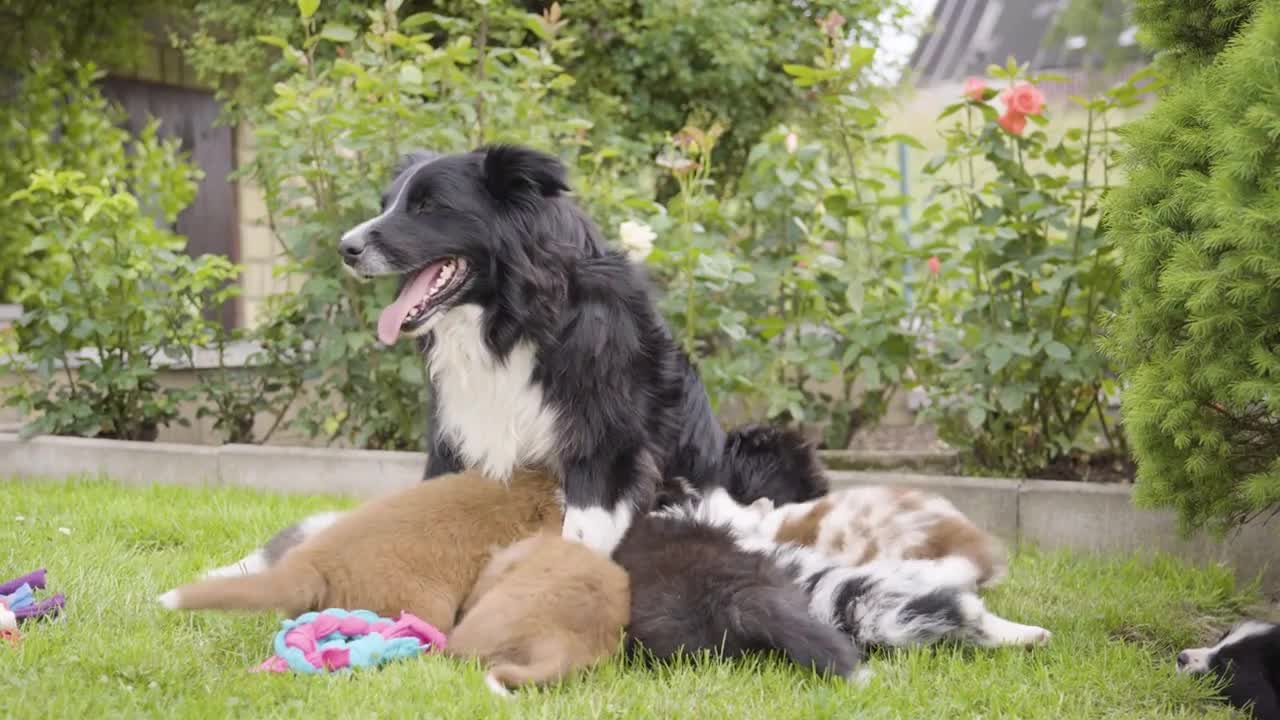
xmin=1104 ymin=0 xmax=1280 ymax=530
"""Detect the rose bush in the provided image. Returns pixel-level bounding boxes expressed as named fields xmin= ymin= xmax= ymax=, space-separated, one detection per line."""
xmin=910 ymin=59 xmax=1154 ymax=476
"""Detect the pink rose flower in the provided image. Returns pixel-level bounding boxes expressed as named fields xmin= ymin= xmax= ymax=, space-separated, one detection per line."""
xmin=1000 ymin=82 xmax=1045 ymax=116
xmin=818 ymin=11 xmax=846 ymax=39
xmin=997 ymin=110 xmax=1027 ymax=136
xmin=963 ymin=77 xmax=986 ymax=102
xmin=927 ymin=255 xmax=941 ymax=276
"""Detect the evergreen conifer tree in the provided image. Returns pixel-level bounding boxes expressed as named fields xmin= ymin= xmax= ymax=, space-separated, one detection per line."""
xmin=1104 ymin=0 xmax=1280 ymax=532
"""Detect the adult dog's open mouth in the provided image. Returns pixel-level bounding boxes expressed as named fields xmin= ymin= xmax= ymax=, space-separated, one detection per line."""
xmin=376 ymin=257 xmax=470 ymax=344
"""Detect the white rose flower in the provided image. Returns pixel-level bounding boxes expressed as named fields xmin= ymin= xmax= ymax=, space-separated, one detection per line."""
xmin=784 ymin=131 xmax=799 ymax=154
xmin=619 ymin=220 xmax=656 ymax=263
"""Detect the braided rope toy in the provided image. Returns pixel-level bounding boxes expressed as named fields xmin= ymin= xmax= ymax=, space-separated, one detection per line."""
xmin=253 ymin=609 xmax=447 ymax=674
xmin=1 ymin=568 xmax=66 ymax=646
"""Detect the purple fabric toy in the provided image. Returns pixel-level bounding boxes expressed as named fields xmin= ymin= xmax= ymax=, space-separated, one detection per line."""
xmin=1 ymin=568 xmax=65 ymax=621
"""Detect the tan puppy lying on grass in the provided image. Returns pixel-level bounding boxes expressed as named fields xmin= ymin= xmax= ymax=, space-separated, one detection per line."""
xmin=446 ymin=532 xmax=630 ymax=696
xmin=158 ymin=469 xmax=563 ymax=633
xmin=159 ymin=469 xmax=630 ymax=695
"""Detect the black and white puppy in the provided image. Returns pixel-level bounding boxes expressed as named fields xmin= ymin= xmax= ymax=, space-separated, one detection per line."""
xmin=337 ymin=144 xmax=726 ymax=554
xmin=613 ymin=513 xmax=861 ymax=680
xmin=1178 ymin=620 xmax=1279 ymax=720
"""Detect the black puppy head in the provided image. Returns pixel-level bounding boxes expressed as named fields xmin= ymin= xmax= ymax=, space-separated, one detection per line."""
xmin=1176 ymin=620 xmax=1276 ymax=675
xmin=337 ymin=145 xmax=571 ymax=344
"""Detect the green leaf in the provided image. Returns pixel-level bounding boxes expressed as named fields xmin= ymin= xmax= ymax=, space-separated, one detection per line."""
xmin=297 ymin=0 xmax=320 ymax=20
xmin=985 ymin=345 xmax=1013 ymax=373
xmin=399 ymin=356 xmax=421 ymax=384
xmin=782 ymin=64 xmax=817 ymax=79
xmin=47 ymin=313 xmax=68 ymax=333
xmin=859 ymin=355 xmax=882 ymax=389
xmin=320 ymin=23 xmax=356 ymax=43
xmin=399 ymin=65 xmax=423 ymax=86
xmin=401 ymin=12 xmax=435 ymax=29
xmin=82 ymin=198 xmax=104 ymax=223
xmin=846 ymin=46 xmax=876 ymax=71
xmin=885 ymin=133 xmax=925 ymax=150
xmin=257 ymin=35 xmax=290 ymax=50
xmin=997 ymin=385 xmax=1027 ymax=411
xmin=1044 ymin=341 xmax=1071 ymax=361
xmin=966 ymin=405 xmax=986 ymax=429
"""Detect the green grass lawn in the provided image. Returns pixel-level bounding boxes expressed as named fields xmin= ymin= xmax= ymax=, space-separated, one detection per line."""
xmin=0 ymin=477 xmax=1260 ymax=719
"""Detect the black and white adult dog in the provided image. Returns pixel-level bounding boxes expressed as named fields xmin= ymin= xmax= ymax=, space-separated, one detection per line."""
xmin=1178 ymin=620 xmax=1279 ymax=719
xmin=335 ymin=144 xmax=816 ymax=554
xmin=205 ymin=146 xmax=826 ymax=577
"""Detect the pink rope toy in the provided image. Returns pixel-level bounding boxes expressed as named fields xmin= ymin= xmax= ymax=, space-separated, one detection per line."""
xmin=253 ymin=609 xmax=447 ymax=674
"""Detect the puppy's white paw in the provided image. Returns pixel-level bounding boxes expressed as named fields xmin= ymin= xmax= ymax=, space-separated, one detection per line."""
xmin=848 ymin=666 xmax=875 ymax=686
xmin=983 ymin=614 xmax=1052 ymax=647
xmin=1021 ymin=626 xmax=1052 ymax=647
xmin=562 ymin=504 xmax=632 ymax=556
xmin=156 ymin=590 xmax=182 ymax=610
xmin=484 ymin=672 xmax=514 ymax=698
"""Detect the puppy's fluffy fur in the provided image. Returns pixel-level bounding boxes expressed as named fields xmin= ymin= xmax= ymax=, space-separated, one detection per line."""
xmin=447 ymin=533 xmax=629 ymax=696
xmin=661 ymin=488 xmax=1048 ymax=651
xmin=719 ymin=424 xmax=830 ymax=505
xmin=1178 ymin=620 xmax=1279 ymax=719
xmin=159 ymin=469 xmax=562 ymax=633
xmin=754 ymin=538 xmax=1050 ymax=650
xmin=697 ymin=484 xmax=1008 ymax=589
xmin=613 ymin=514 xmax=860 ymax=679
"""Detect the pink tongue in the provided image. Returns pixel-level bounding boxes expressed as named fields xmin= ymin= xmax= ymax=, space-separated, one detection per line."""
xmin=377 ymin=263 xmax=444 ymax=345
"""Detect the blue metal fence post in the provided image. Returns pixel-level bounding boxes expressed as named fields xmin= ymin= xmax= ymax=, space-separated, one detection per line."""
xmin=899 ymin=140 xmax=913 ymax=305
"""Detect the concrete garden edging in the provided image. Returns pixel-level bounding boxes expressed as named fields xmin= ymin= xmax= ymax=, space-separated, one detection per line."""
xmin=2 ymin=432 xmax=1276 ymax=595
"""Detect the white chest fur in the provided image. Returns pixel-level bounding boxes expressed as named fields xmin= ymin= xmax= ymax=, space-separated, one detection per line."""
xmin=427 ymin=305 xmax=561 ymax=481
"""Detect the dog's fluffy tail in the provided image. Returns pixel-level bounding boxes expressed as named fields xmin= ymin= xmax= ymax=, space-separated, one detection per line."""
xmin=734 ymin=586 xmax=860 ymax=680
xmin=721 ymin=424 xmax=829 ymax=505
xmin=157 ymin=559 xmax=325 ymax=615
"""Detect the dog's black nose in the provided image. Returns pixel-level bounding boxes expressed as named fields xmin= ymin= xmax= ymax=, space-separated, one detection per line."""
xmin=1176 ymin=651 xmax=1189 ymax=668
xmin=339 ymin=234 xmax=365 ymax=259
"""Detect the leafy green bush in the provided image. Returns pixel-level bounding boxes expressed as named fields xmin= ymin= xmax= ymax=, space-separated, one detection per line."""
xmin=0 ymin=63 xmax=139 ymax=301
xmin=239 ymin=0 xmax=593 ymax=450
xmin=559 ymin=0 xmax=908 ymax=184
xmin=2 ymin=148 xmax=224 ymax=440
xmin=736 ymin=19 xmax=919 ymax=447
xmin=1 ymin=62 xmax=310 ymax=445
xmin=637 ymin=16 xmax=919 ymax=447
xmin=181 ymin=0 xmax=908 ymax=187
xmin=1103 ymin=1 xmax=1280 ymax=532
xmin=911 ymin=61 xmax=1151 ymax=477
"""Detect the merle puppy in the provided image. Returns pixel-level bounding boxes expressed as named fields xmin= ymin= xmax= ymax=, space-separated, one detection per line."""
xmin=335 ymin=144 xmax=783 ymax=554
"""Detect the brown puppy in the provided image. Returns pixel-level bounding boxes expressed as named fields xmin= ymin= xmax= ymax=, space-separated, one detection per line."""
xmin=446 ymin=532 xmax=630 ymax=696
xmin=157 ymin=469 xmax=563 ymax=633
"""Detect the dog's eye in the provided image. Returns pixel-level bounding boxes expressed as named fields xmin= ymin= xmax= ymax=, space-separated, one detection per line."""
xmin=409 ymin=189 xmax=436 ymax=215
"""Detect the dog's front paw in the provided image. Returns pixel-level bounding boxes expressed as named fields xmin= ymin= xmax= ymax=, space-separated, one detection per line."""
xmin=562 ymin=504 xmax=633 ymax=555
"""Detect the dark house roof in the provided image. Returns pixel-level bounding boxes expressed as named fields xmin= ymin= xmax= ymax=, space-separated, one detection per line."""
xmin=908 ymin=0 xmax=1144 ymax=87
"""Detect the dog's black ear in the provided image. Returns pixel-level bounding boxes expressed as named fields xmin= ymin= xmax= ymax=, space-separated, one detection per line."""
xmin=392 ymin=150 xmax=439 ymax=180
xmin=481 ymin=144 xmax=570 ymax=202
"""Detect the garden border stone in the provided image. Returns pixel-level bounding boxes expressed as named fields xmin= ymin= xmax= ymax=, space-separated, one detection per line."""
xmin=1 ymin=432 xmax=1275 ymax=594
xmin=0 ymin=433 xmax=220 ymax=489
